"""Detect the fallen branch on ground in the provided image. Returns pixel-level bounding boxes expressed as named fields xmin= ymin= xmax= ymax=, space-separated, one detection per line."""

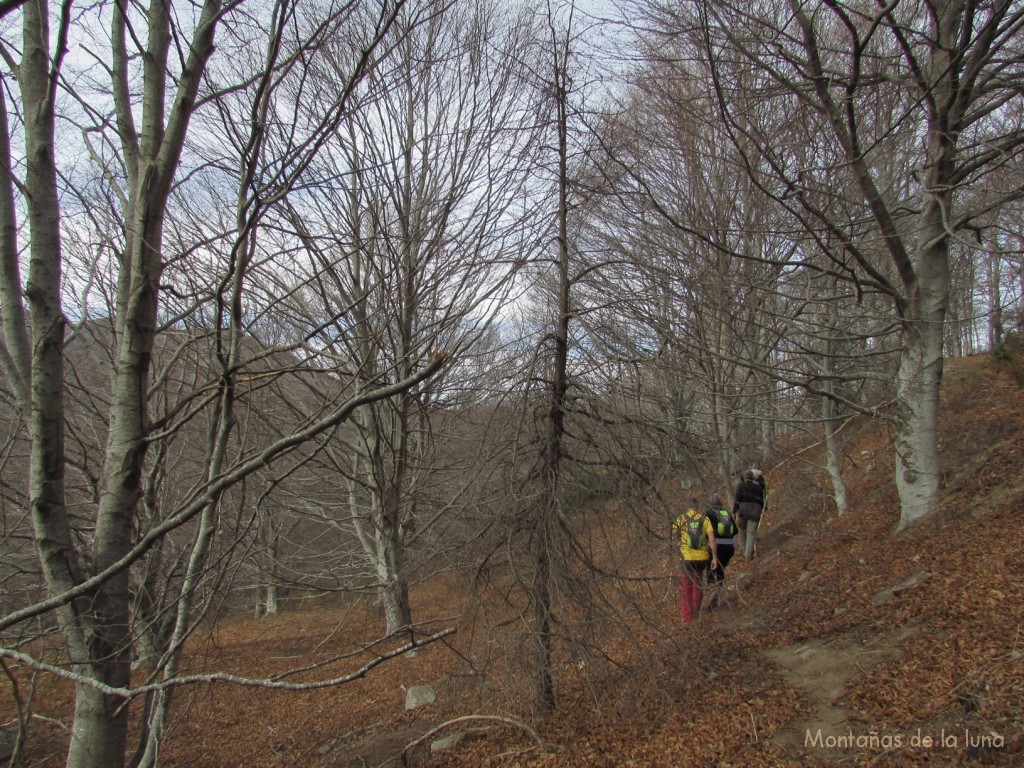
xmin=400 ymin=714 xmax=549 ymax=766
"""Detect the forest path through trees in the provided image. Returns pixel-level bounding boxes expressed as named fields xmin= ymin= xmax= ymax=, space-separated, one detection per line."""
xmin=705 ymin=553 xmax=924 ymax=763
xmin=765 ymin=625 xmax=920 ymax=758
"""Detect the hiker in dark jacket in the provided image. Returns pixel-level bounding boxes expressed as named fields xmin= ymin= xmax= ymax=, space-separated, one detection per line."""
xmin=733 ymin=470 xmax=764 ymax=560
xmin=705 ymin=493 xmax=737 ymax=608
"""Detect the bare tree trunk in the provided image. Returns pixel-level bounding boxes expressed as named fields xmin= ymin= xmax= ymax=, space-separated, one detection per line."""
xmin=823 ymin=411 xmax=847 ymax=515
xmin=63 ymin=3 xmax=220 ymax=765
xmin=379 ymin=517 xmax=412 ymax=634
xmin=891 ymin=13 xmax=956 ymax=525
xmin=3 ymin=1 xmax=448 ymax=758
xmin=894 ymin=256 xmax=947 ymax=530
xmin=783 ymin=0 xmax=963 ymax=530
xmin=350 ymin=403 xmax=415 ymax=635
xmin=815 ymin=287 xmax=849 ymax=515
xmin=821 ymin=371 xmax=848 ymax=516
xmin=529 ymin=3 xmax=573 ymax=713
xmin=265 ymin=583 xmax=280 ymax=616
xmin=263 ymin=516 xmax=281 ymax=616
xmin=68 ymin=4 xmax=223 ymax=765
xmin=990 ymin=252 xmax=1004 ymax=349
xmin=703 ymin=273 xmax=740 ymax=494
xmin=532 ymin=512 xmax=556 ymax=711
xmin=0 ymin=91 xmax=32 ymax=409
xmin=134 ymin=7 xmax=289 ymax=755
xmin=14 ymin=3 xmax=109 ymax=765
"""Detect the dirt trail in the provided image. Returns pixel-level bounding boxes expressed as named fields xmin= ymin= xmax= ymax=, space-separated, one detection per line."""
xmin=709 ymin=568 xmax=921 ymax=762
xmin=322 ymin=721 xmax=435 ymax=767
xmin=764 ymin=625 xmax=919 ymax=758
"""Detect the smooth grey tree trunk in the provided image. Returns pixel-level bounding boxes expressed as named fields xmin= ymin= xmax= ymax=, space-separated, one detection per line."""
xmin=379 ymin=532 xmax=412 ymax=635
xmin=989 ymin=253 xmax=1003 ymax=349
xmin=350 ymin=404 xmax=415 ymax=636
xmin=820 ymin=299 xmax=848 ymax=515
xmin=822 ymin=383 xmax=848 ymax=516
xmin=0 ymin=93 xmax=32 ymax=409
xmin=893 ymin=229 xmax=949 ymax=530
xmin=782 ymin=0 xmax=967 ymax=532
xmin=15 ymin=3 xmax=107 ymax=765
xmin=69 ymin=3 xmax=221 ymax=763
xmin=889 ymin=8 xmax=957 ymax=530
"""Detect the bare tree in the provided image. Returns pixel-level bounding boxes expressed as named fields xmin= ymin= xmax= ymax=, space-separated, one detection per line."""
xmin=254 ymin=0 xmax=547 ymax=635
xmin=676 ymin=0 xmax=1024 ymax=528
xmin=581 ymin=60 xmax=804 ymax=494
xmin=497 ymin=0 xmax=646 ymax=714
xmin=0 ymin=1 xmax=464 ymax=766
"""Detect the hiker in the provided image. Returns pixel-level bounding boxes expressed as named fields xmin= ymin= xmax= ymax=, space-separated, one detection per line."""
xmin=672 ymin=497 xmax=719 ymax=622
xmin=705 ymin=493 xmax=737 ymax=607
xmin=733 ymin=470 xmax=764 ymax=560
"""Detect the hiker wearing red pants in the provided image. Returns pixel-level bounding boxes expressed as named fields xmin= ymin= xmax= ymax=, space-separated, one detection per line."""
xmin=672 ymin=498 xmax=719 ymax=622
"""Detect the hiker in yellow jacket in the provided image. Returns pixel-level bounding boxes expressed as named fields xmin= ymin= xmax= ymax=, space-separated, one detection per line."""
xmin=672 ymin=498 xmax=719 ymax=622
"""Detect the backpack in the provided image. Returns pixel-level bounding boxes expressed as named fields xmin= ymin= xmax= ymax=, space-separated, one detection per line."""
xmin=708 ymin=506 xmax=737 ymax=539
xmin=751 ymin=469 xmax=768 ymax=501
xmin=682 ymin=510 xmax=707 ymax=551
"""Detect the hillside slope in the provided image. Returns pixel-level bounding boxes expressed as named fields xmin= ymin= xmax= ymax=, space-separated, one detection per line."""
xmin=3 ymin=354 xmax=1021 ymax=768
xmin=423 ymin=353 xmax=1024 ymax=768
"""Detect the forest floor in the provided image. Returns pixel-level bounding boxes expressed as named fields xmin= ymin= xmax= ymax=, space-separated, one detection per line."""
xmin=4 ymin=353 xmax=1024 ymax=768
